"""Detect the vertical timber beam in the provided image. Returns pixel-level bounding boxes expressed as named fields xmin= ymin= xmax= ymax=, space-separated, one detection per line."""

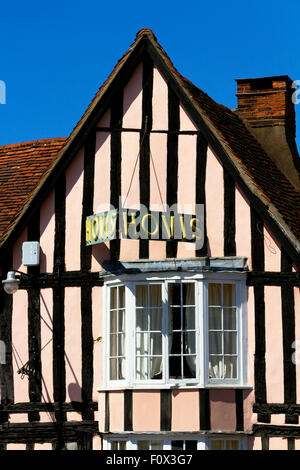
xmin=80 ymin=131 xmax=96 ymax=424
xmin=139 ymin=54 xmax=153 ymax=259
xmin=166 ymin=87 xmax=179 ymax=258
xmin=27 ymin=209 xmax=42 ymax=423
xmin=53 ymin=174 xmax=66 ymax=448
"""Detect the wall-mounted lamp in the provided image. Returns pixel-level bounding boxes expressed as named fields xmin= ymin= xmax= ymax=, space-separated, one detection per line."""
xmin=2 ymin=269 xmax=34 ymax=295
xmin=2 ymin=271 xmax=20 ymax=294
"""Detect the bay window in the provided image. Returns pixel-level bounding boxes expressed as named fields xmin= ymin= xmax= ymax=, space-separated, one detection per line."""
xmin=103 ymin=435 xmax=247 ymax=450
xmin=103 ymin=272 xmax=246 ymax=388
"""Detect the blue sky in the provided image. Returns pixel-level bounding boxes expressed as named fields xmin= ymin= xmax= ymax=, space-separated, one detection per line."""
xmin=1 ymin=0 xmax=300 ymax=148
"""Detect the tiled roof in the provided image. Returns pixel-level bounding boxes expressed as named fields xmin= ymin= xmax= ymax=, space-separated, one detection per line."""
xmin=0 ymin=138 xmax=67 ymax=245
xmin=179 ymin=76 xmax=300 ymax=242
xmin=141 ymin=29 xmax=300 ymax=246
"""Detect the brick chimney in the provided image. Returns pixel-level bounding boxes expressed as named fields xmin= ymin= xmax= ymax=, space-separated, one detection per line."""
xmin=235 ymin=76 xmax=300 ymax=190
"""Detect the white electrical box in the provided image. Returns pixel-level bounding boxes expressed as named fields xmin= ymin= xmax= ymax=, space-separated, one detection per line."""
xmin=22 ymin=241 xmax=40 ymax=266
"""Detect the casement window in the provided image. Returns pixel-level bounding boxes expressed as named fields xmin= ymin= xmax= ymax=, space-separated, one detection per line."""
xmin=103 ymin=435 xmax=247 ymax=450
xmin=103 ymin=273 xmax=246 ymax=388
xmin=208 ymin=283 xmax=238 ymax=380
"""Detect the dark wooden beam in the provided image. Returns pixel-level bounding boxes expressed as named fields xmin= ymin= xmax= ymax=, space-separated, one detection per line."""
xmin=253 ymin=403 xmax=300 ymax=415
xmin=224 ymin=169 xmax=236 ymax=256
xmin=166 ymin=85 xmax=179 ymax=259
xmin=139 ymin=53 xmax=153 ymax=260
xmin=247 ymin=271 xmax=299 ymax=286
xmin=110 ymin=89 xmax=123 ymax=261
xmin=0 ymin=251 xmax=14 ymax=423
xmin=160 ymin=390 xmax=172 ymax=432
xmin=199 ymin=389 xmax=211 ymax=431
xmin=281 ymin=250 xmax=297 ymax=424
xmin=0 ymin=401 xmax=97 ymax=413
xmin=195 ymin=133 xmax=208 ymax=257
xmin=253 ymin=424 xmax=300 ymax=437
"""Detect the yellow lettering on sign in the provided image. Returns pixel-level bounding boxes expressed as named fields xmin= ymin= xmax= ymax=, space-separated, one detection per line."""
xmin=141 ymin=213 xmax=159 ymax=237
xmin=190 ymin=217 xmax=202 ymax=240
xmin=179 ymin=216 xmax=186 ymax=239
xmin=92 ymin=216 xmax=99 ymax=241
xmin=125 ymin=213 xmax=137 ymax=238
xmin=86 ymin=218 xmax=92 ymax=243
xmin=161 ymin=214 xmax=174 ymax=239
xmin=107 ymin=212 xmax=117 ymax=237
xmin=99 ymin=214 xmax=107 ymax=239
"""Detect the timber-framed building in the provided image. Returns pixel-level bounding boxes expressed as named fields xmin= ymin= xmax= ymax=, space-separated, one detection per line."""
xmin=0 ymin=29 xmax=299 ymax=450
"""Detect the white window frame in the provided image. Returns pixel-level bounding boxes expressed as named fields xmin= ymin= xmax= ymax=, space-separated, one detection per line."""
xmin=102 ymin=272 xmax=247 ymax=389
xmin=102 ymin=434 xmax=248 ymax=450
xmin=204 ymin=279 xmax=244 ymax=386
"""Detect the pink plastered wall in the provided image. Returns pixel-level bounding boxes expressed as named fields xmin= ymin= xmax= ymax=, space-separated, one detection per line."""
xmin=109 ymin=391 xmax=124 ymax=432
xmin=9 ymin=413 xmax=28 ymax=424
xmin=13 ymin=228 xmax=28 ymax=274
xmin=152 ymin=67 xmax=168 ymax=131
xmin=123 ymin=63 xmax=142 ymax=128
xmin=294 ymin=287 xmax=300 ymax=403
xmin=148 ymin=65 xmax=168 ymax=260
xmin=34 ymin=443 xmax=52 ymax=450
xmin=64 ymin=287 xmax=82 ymax=404
xmin=270 ymin=414 xmax=286 ymax=425
xmin=11 ymin=230 xmax=29 ymax=407
xmin=171 ymin=390 xmax=199 ymax=431
xmin=244 ymin=286 xmax=257 ymax=431
xmin=295 ymin=439 xmax=300 ymax=450
xmin=120 ymin=131 xmax=140 ymax=261
xmin=263 ymin=225 xmax=281 ymax=271
xmin=40 ymin=189 xmax=55 ymax=273
xmin=11 ymin=291 xmax=28 ymax=406
xmin=119 ymin=63 xmax=142 ymax=261
xmin=98 ymin=391 xmax=106 ymax=432
xmin=235 ymin=186 xmax=251 ymax=269
xmin=177 ymin=131 xmax=197 ymax=259
xmin=92 ymin=286 xmax=102 ymax=397
xmin=40 ymin=288 xmax=54 ymax=418
xmin=210 ymin=390 xmax=236 ymax=431
xmin=65 ymin=148 xmax=84 ymax=271
xmin=6 ymin=444 xmax=27 ymax=450
xmin=247 ymin=286 xmax=255 ymax=388
xmin=249 ymin=436 xmax=261 ymax=450
xmin=132 ymin=391 xmax=160 ymax=431
xmin=265 ymin=286 xmax=284 ymax=403
xmin=243 ymin=390 xmax=256 ymax=431
xmin=205 ymin=146 xmax=224 ymax=257
xmin=93 ymin=435 xmax=102 ymax=450
xmin=269 ymin=437 xmax=288 ymax=450
xmin=92 ymin=110 xmax=111 ymax=271
xmin=149 ymin=132 xmax=167 ymax=260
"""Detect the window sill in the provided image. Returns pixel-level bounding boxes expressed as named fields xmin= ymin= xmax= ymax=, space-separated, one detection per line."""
xmin=97 ymin=384 xmax=253 ymax=392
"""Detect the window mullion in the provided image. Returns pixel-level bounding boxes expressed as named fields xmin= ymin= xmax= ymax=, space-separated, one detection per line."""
xmin=200 ymin=281 xmax=207 ymax=386
xmin=162 ymin=281 xmax=168 ymax=384
xmin=103 ymin=284 xmax=108 ymax=388
xmin=126 ymin=283 xmax=134 ymax=386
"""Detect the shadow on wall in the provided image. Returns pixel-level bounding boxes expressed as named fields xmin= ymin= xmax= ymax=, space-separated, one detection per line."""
xmin=68 ymin=382 xmax=83 ymax=410
xmin=92 ymin=243 xmax=111 ymax=266
xmin=248 ymin=436 xmax=254 ymax=450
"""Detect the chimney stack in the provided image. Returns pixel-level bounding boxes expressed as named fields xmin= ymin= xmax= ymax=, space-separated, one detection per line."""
xmin=235 ymin=76 xmax=300 ymax=190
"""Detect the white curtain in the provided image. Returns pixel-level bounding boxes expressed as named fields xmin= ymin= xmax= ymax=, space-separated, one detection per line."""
xmin=136 ymin=285 xmax=162 ymax=380
xmin=110 ymin=287 xmax=126 ymax=380
xmin=208 ymin=283 xmax=236 ymax=379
